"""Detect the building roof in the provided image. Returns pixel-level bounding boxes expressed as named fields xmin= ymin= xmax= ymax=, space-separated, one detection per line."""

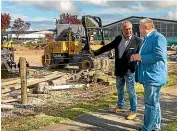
xmin=11 ymin=33 xmax=45 ymax=39
xmin=35 ymin=30 xmax=54 ymax=34
xmin=104 ymin=16 xmax=177 ymax=27
xmin=4 ymin=31 xmax=39 ymax=34
xmin=4 ymin=29 xmax=55 ymax=35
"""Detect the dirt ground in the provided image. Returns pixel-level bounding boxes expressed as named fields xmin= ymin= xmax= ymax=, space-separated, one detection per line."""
xmin=14 ymin=50 xmax=44 ymax=67
xmin=14 ymin=48 xmax=176 ymax=68
xmin=12 ymin=43 xmax=176 ymax=68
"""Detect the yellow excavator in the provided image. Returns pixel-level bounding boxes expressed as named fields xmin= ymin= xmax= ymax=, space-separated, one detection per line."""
xmin=1 ymin=34 xmax=14 ymax=51
xmin=42 ymin=15 xmax=107 ymax=69
xmin=1 ymin=34 xmax=19 ymax=78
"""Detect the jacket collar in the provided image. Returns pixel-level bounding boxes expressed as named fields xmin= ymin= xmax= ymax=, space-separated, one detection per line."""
xmin=140 ymin=30 xmax=157 ymax=54
xmin=122 ymin=35 xmax=132 ymax=40
xmin=146 ymin=29 xmax=156 ymax=38
xmin=121 ymin=34 xmax=135 ymax=40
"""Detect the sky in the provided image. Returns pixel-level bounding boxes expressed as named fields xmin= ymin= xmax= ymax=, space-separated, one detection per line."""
xmin=1 ymin=0 xmax=177 ymax=31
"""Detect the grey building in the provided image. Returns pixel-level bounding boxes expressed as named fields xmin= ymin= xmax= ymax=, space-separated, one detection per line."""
xmin=99 ymin=16 xmax=177 ymax=44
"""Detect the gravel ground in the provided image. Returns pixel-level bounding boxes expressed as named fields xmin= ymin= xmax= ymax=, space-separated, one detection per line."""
xmin=1 ymin=83 xmax=113 ymax=119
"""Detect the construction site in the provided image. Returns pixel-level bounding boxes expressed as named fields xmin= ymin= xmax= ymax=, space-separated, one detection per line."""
xmin=1 ymin=14 xmax=177 ymax=131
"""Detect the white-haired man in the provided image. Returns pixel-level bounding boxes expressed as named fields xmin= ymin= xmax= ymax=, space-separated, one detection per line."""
xmin=93 ymin=21 xmax=142 ymax=120
xmin=131 ymin=18 xmax=168 ymax=131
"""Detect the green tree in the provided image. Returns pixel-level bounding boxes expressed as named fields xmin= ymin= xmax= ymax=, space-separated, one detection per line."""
xmin=86 ymin=18 xmax=96 ymax=27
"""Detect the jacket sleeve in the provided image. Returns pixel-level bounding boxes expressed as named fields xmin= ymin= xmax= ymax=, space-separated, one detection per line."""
xmin=94 ymin=36 xmax=119 ymax=56
xmin=141 ymin=35 xmax=167 ymax=64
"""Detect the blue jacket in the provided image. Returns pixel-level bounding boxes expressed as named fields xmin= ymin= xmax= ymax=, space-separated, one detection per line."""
xmin=137 ymin=30 xmax=168 ymax=87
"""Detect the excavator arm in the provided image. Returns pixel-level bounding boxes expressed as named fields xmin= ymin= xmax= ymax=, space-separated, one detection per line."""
xmin=81 ymin=15 xmax=105 ymax=54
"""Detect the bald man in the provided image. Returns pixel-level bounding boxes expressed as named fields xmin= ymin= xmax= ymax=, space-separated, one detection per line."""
xmin=131 ymin=18 xmax=167 ymax=131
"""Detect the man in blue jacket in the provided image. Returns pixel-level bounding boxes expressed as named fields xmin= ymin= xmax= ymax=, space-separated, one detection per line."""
xmin=131 ymin=18 xmax=168 ymax=131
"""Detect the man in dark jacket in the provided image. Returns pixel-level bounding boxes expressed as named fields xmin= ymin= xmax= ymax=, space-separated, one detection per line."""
xmin=93 ymin=20 xmax=142 ymax=120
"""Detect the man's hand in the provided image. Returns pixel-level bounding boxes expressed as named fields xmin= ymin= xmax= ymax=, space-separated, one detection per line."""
xmin=130 ymin=54 xmax=141 ymax=61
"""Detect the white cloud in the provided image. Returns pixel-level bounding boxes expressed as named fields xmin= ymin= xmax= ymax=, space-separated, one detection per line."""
xmin=2 ymin=5 xmax=17 ymax=9
xmin=81 ymin=1 xmax=148 ymax=16
xmin=82 ymin=1 xmax=176 ymax=20
xmin=142 ymin=1 xmax=177 ymax=9
xmin=167 ymin=11 xmax=177 ymax=20
xmin=2 ymin=4 xmax=22 ymax=13
xmin=99 ymin=14 xmax=123 ymax=25
xmin=131 ymin=3 xmax=148 ymax=12
xmin=81 ymin=1 xmax=177 ymax=10
xmin=10 ymin=13 xmax=29 ymax=21
xmin=81 ymin=1 xmax=133 ymax=7
xmin=98 ymin=8 xmax=135 ymax=15
xmin=82 ymin=0 xmax=108 ymax=6
xmin=31 ymin=24 xmax=55 ymax=30
xmin=9 ymin=14 xmax=55 ymax=30
xmin=89 ymin=6 xmax=148 ymax=16
xmin=32 ymin=17 xmax=52 ymax=21
xmin=10 ymin=13 xmax=54 ymax=22
xmin=8 ymin=0 xmax=81 ymax=15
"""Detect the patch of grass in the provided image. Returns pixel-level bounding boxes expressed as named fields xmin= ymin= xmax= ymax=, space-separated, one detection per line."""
xmin=2 ymin=115 xmax=66 ymax=131
xmin=59 ymin=93 xmax=118 ymax=119
xmin=163 ymin=72 xmax=177 ymax=88
xmin=2 ymin=78 xmax=174 ymax=131
xmin=135 ymin=83 xmax=144 ymax=97
xmin=162 ymin=119 xmax=177 ymax=131
xmin=57 ymin=84 xmax=144 ymax=121
xmin=2 ymin=88 xmax=117 ymax=131
xmin=23 ymin=43 xmax=39 ymax=48
xmin=60 ymin=107 xmax=89 ymax=119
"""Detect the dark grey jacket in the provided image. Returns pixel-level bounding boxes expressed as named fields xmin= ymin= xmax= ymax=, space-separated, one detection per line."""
xmin=94 ymin=35 xmax=143 ymax=76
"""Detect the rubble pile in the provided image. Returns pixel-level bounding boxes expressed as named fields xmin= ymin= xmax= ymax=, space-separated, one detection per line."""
xmin=1 ymin=58 xmax=115 ymax=112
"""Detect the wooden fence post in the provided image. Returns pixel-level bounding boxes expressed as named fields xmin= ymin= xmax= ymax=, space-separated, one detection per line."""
xmin=20 ymin=57 xmax=27 ymax=104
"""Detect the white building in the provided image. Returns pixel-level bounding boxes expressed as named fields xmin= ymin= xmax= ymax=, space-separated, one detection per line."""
xmin=5 ymin=30 xmax=54 ymax=41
